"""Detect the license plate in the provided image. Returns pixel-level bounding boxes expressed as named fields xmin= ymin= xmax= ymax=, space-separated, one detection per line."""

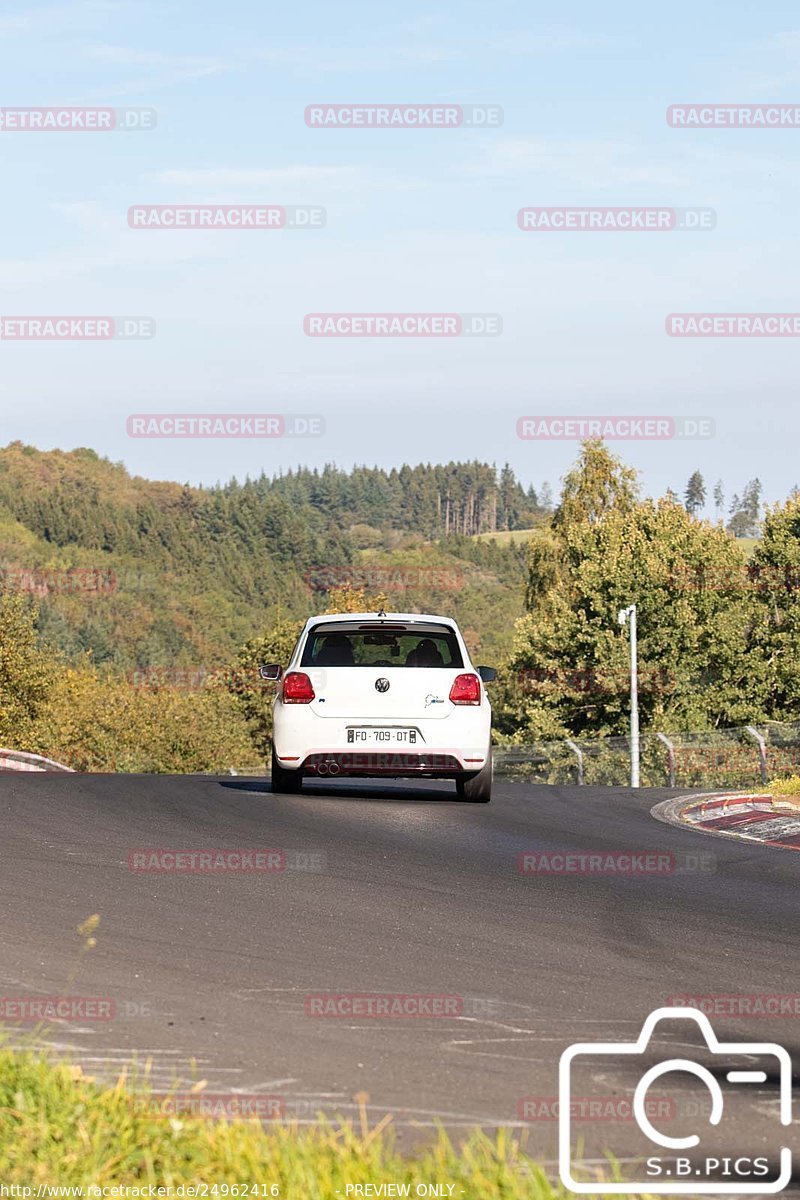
xmin=346 ymin=727 xmax=420 ymax=746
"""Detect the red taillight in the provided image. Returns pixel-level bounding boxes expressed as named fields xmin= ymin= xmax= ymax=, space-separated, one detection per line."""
xmin=282 ymin=671 xmax=315 ymax=704
xmin=449 ymin=673 xmax=482 ymax=705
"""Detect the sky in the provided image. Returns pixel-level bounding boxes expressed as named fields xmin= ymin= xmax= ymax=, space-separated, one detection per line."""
xmin=2 ymin=0 xmax=800 ymax=511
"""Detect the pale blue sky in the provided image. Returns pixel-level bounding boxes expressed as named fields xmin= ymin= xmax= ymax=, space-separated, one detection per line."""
xmin=2 ymin=0 xmax=800 ymax=508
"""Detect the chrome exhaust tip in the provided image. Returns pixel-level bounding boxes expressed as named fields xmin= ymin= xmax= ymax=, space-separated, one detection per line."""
xmin=327 ymin=761 xmax=340 ymax=776
xmin=317 ymin=762 xmax=329 ymax=776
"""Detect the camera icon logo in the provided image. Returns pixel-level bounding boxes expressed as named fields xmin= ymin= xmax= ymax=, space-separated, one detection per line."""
xmin=559 ymin=1006 xmax=792 ymax=1194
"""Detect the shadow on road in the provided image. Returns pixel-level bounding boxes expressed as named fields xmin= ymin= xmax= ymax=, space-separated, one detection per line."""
xmin=218 ymin=778 xmax=465 ymax=803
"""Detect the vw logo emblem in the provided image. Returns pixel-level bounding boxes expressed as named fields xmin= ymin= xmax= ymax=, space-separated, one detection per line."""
xmin=375 ymin=677 xmax=390 ymax=693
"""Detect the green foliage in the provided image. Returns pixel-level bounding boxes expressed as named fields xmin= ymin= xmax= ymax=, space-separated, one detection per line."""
xmin=552 ymin=439 xmax=638 ymax=530
xmin=0 ymin=591 xmax=256 ymax=773
xmin=747 ymin=496 xmax=800 ymax=715
xmin=0 ymin=443 xmax=545 ymax=675
xmin=727 ymin=479 xmax=763 ymax=538
xmin=261 ymin=460 xmax=547 ymax=536
xmin=684 ymin=470 xmax=706 ymax=516
xmin=0 ymin=1047 xmax=640 ymax=1197
xmin=7 ymin=438 xmax=799 ymax=765
xmin=0 ymin=594 xmax=51 ymax=745
xmin=499 ymin=444 xmax=762 ymax=740
xmin=32 ymin=665 xmax=258 ymax=773
xmin=221 ymin=614 xmax=304 ymax=761
xmin=768 ymin=776 xmax=800 ymax=798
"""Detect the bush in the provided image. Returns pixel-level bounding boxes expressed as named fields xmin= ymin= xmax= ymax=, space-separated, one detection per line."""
xmin=30 ymin=665 xmax=259 ymax=773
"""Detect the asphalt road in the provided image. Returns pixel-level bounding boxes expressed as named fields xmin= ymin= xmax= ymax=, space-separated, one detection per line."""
xmin=2 ymin=773 xmax=798 ymax=1183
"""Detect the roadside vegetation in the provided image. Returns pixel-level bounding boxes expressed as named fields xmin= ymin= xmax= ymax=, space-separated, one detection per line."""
xmin=1 ymin=439 xmax=798 ymax=772
xmin=767 ymin=776 xmax=800 ymax=800
xmin=0 ymin=594 xmax=258 ymax=772
xmin=0 ymin=1045 xmax=653 ymax=1198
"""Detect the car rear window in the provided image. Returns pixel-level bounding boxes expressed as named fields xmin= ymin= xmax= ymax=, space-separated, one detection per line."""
xmin=300 ymin=625 xmax=464 ymax=669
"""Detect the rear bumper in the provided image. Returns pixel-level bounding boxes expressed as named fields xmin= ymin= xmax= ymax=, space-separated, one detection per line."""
xmin=301 ymin=751 xmax=469 ymax=777
xmin=273 ymin=707 xmax=491 ymax=777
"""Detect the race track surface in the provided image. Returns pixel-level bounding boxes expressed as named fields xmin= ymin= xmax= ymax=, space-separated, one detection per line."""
xmin=2 ymin=774 xmax=798 ymax=1175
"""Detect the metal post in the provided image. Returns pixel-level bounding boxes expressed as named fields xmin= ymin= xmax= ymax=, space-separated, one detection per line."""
xmin=618 ymin=605 xmax=640 ymax=788
xmin=656 ymin=732 xmax=676 ymax=788
xmin=744 ymin=726 xmax=768 ymax=786
xmin=565 ymin=739 xmax=584 ymax=785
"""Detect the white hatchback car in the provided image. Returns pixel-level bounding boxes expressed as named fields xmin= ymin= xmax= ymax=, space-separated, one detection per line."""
xmin=261 ymin=611 xmax=495 ymax=802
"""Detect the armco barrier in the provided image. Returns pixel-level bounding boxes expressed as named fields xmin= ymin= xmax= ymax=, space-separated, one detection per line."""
xmin=494 ymin=723 xmax=800 ymax=789
xmin=0 ymin=749 xmax=74 ymax=773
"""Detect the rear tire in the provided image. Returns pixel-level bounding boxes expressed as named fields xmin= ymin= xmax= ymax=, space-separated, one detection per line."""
xmin=271 ymin=747 xmax=303 ymax=794
xmin=455 ymin=749 xmax=492 ymax=803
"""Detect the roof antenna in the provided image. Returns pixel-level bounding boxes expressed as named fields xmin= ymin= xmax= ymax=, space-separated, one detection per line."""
xmin=377 ymin=608 xmax=386 ymax=618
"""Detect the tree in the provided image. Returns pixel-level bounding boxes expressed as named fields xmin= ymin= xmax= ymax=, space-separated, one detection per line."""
xmin=495 ymin=443 xmax=758 ymax=742
xmin=526 ymin=441 xmax=639 ymax=620
xmin=743 ymin=479 xmax=763 ymax=528
xmin=684 ymin=471 xmax=706 ymax=517
xmin=501 ymin=500 xmax=755 ymax=739
xmin=747 ymin=496 xmax=800 ymax=715
xmin=0 ymin=594 xmax=52 ymax=745
xmin=712 ymin=479 xmax=725 ymax=522
xmin=220 ymin=614 xmax=304 ymax=762
xmin=323 ymin=585 xmax=388 ymax=614
xmin=552 ymin=440 xmax=638 ymax=531
xmin=727 ymin=479 xmax=763 ymax=538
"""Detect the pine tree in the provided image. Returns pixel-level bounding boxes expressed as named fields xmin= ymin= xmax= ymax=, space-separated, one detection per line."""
xmin=743 ymin=478 xmax=763 ymax=526
xmin=727 ymin=481 xmax=762 ymax=538
xmin=684 ymin=471 xmax=706 ymax=517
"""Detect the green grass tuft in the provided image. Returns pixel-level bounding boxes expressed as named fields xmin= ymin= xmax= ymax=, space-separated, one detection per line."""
xmin=0 ymin=1047 xmax=656 ymax=1197
xmin=767 ymin=775 xmax=800 ymax=800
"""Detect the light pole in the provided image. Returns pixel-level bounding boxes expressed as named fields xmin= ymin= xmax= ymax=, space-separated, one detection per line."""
xmin=617 ymin=604 xmax=639 ymax=788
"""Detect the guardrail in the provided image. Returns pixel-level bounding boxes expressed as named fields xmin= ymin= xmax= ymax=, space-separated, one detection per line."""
xmin=0 ymin=749 xmax=75 ymax=773
xmin=494 ymin=722 xmax=800 ymax=789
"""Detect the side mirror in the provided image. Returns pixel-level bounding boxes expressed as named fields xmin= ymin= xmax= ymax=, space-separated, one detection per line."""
xmin=477 ymin=666 xmax=497 ymax=683
xmin=259 ymin=663 xmax=283 ymax=681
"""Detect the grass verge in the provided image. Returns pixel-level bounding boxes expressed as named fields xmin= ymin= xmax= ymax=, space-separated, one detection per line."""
xmin=0 ymin=1047 xmax=657 ymax=1198
xmin=767 ymin=776 xmax=800 ymax=809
